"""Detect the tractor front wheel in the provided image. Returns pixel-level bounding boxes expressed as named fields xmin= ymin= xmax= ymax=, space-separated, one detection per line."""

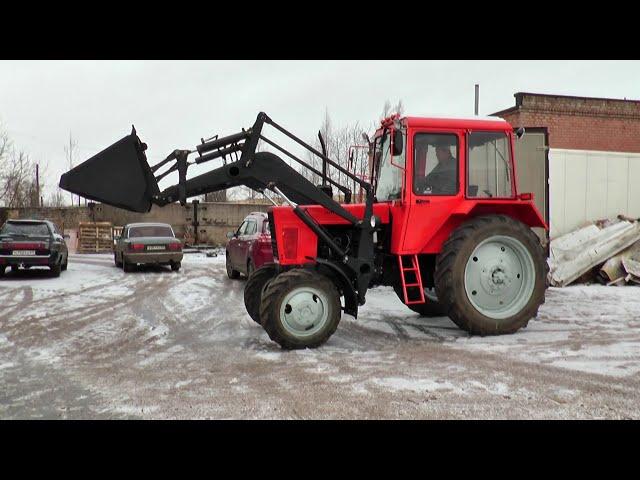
xmin=434 ymin=215 xmax=547 ymax=335
xmin=244 ymin=264 xmax=276 ymax=325
xmin=259 ymin=269 xmax=341 ymax=350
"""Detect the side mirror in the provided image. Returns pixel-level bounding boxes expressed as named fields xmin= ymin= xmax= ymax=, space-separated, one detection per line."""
xmin=392 ymin=129 xmax=403 ymax=156
xmin=226 ymin=231 xmax=235 ymax=240
xmin=516 ymin=127 xmax=526 ymax=139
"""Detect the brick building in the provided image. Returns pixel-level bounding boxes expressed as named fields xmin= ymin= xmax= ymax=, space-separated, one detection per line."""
xmin=492 ymin=92 xmax=640 ymax=239
xmin=493 ymin=92 xmax=640 ymax=152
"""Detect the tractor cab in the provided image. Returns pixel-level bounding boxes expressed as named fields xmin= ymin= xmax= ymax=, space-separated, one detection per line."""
xmin=370 ymin=115 xmax=544 ymax=255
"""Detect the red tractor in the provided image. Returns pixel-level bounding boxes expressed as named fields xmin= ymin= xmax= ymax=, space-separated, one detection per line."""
xmin=60 ymin=112 xmax=548 ymax=349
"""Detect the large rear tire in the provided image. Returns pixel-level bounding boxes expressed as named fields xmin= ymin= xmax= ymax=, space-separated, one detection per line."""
xmin=434 ymin=215 xmax=547 ymax=335
xmin=244 ymin=264 xmax=276 ymax=325
xmin=259 ymin=269 xmax=341 ymax=350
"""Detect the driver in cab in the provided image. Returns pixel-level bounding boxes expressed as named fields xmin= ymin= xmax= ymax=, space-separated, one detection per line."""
xmin=415 ymin=140 xmax=457 ymax=195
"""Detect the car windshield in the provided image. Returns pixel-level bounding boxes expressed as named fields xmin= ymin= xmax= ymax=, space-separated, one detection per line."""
xmin=128 ymin=226 xmax=174 ymax=238
xmin=0 ymin=222 xmax=50 ymax=236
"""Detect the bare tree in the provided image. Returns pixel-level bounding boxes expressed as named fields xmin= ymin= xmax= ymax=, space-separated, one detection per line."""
xmin=380 ymin=98 xmax=405 ymax=119
xmin=48 ymin=189 xmax=67 ymax=207
xmin=0 ymin=149 xmax=37 ymax=208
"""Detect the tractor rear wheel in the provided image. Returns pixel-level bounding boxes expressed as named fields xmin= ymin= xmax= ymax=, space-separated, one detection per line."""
xmin=244 ymin=264 xmax=276 ymax=325
xmin=434 ymin=215 xmax=547 ymax=335
xmin=259 ymin=269 xmax=341 ymax=350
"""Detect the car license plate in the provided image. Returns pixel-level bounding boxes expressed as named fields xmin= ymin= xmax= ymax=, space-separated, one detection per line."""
xmin=13 ymin=250 xmax=36 ymax=256
xmin=147 ymin=246 xmax=165 ymax=251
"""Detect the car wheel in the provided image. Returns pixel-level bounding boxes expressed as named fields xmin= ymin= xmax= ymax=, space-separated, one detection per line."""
xmin=0 ymin=267 xmax=5 ymax=278
xmin=247 ymin=259 xmax=255 ymax=277
xmin=226 ymin=252 xmax=240 ymax=279
xmin=123 ymin=256 xmax=133 ymax=273
xmin=114 ymin=252 xmax=122 ymax=268
xmin=171 ymin=261 xmax=181 ymax=272
xmin=50 ymin=262 xmax=61 ymax=277
xmin=61 ymin=255 xmax=68 ymax=271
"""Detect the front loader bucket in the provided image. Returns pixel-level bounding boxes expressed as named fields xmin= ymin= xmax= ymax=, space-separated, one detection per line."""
xmin=59 ymin=128 xmax=159 ymax=213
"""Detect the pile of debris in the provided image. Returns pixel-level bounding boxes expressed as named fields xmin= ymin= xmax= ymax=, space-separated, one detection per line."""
xmin=548 ymin=215 xmax=640 ymax=287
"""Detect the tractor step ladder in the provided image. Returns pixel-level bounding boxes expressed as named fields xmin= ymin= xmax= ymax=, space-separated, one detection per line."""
xmin=398 ymin=255 xmax=425 ymax=305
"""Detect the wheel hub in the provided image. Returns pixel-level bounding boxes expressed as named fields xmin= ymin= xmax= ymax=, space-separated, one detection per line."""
xmin=280 ymin=288 xmax=328 ymax=337
xmin=464 ymin=235 xmax=536 ymax=320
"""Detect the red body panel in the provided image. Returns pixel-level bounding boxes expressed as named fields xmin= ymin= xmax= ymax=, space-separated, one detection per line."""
xmin=270 ymin=203 xmax=390 ymax=265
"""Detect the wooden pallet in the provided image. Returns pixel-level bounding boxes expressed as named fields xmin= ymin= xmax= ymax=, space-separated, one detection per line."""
xmin=77 ymin=222 xmax=114 ymax=253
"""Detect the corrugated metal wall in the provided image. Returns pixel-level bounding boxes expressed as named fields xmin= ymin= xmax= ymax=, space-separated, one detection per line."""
xmin=549 ymin=149 xmax=640 ymax=238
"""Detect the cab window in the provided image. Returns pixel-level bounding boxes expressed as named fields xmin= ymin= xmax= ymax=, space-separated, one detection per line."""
xmin=467 ymin=131 xmax=513 ymax=198
xmin=413 ymin=133 xmax=459 ymax=195
xmin=375 ymin=130 xmax=406 ymax=201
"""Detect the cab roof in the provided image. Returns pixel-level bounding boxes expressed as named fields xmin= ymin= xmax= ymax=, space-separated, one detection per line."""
xmin=402 ymin=115 xmax=510 ymax=131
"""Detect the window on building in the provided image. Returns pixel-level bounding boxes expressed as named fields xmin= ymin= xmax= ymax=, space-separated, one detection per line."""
xmin=467 ymin=131 xmax=514 ymax=198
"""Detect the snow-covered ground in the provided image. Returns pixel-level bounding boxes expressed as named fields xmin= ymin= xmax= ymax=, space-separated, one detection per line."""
xmin=1 ymin=252 xmax=639 ymax=419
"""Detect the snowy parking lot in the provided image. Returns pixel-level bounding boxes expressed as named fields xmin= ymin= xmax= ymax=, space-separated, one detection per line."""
xmin=1 ymin=252 xmax=639 ymax=419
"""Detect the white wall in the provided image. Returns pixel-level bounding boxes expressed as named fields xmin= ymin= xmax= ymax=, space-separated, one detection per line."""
xmin=549 ymin=149 xmax=640 ymax=238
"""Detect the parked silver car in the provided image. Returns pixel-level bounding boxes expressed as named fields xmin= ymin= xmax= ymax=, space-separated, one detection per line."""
xmin=114 ymin=222 xmax=183 ymax=272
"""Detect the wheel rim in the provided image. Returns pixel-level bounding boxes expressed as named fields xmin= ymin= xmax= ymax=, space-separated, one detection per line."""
xmin=463 ymin=235 xmax=536 ymax=320
xmin=279 ymin=286 xmax=330 ymax=338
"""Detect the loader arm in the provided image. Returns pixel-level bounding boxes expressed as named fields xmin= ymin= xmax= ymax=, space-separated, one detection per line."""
xmin=59 ymin=112 xmax=377 ymax=305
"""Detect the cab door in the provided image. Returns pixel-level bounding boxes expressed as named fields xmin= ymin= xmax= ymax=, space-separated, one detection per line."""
xmin=400 ymin=129 xmax=466 ymax=254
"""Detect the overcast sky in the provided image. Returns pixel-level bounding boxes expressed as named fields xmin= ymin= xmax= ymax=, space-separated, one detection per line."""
xmin=1 ymin=60 xmax=639 ymax=201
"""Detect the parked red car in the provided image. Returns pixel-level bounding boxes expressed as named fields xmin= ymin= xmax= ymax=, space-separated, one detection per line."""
xmin=225 ymin=212 xmax=273 ymax=279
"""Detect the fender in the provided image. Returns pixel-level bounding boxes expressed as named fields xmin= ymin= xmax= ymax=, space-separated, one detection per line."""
xmin=421 ymin=200 xmax=547 ymax=254
xmin=314 ymin=258 xmax=359 ymax=318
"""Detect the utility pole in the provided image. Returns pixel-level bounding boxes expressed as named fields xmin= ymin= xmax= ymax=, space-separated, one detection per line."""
xmin=474 ymin=84 xmax=479 ymax=116
xmin=35 ymin=163 xmax=40 ymax=207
